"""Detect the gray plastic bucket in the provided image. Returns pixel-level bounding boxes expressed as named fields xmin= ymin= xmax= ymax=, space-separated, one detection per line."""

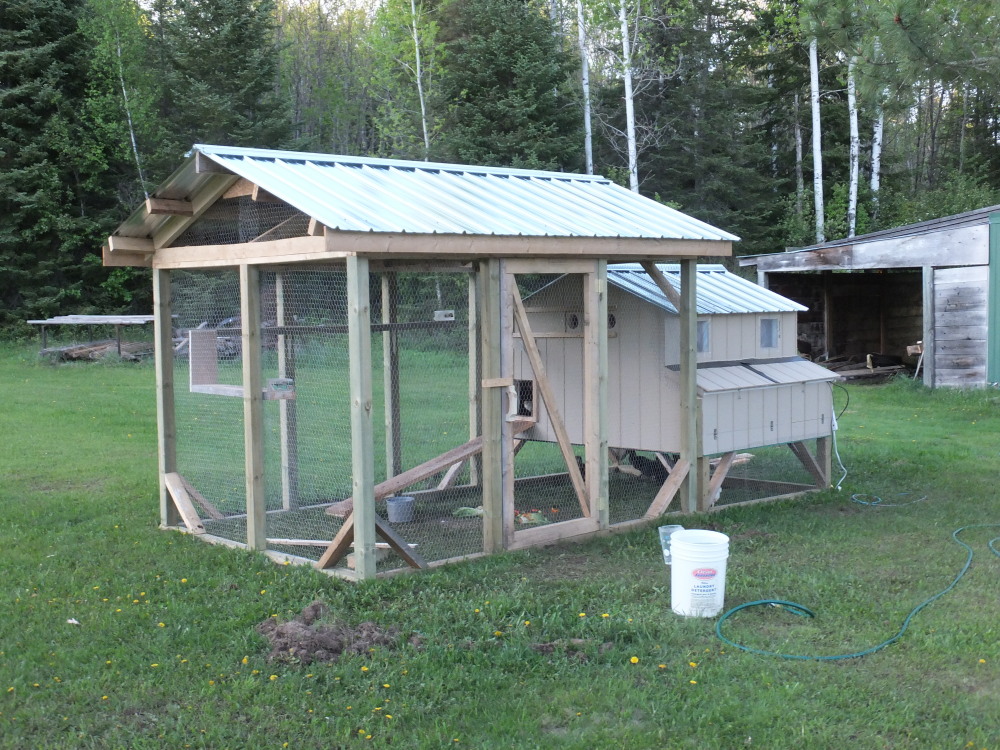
xmin=386 ymin=496 xmax=415 ymax=523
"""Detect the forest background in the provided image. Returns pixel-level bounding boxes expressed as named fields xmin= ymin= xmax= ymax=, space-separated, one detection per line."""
xmin=2 ymin=0 xmax=1000 ymax=333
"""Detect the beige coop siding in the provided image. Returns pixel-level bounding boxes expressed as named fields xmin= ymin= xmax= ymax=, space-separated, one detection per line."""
xmin=933 ymin=265 xmax=988 ymax=387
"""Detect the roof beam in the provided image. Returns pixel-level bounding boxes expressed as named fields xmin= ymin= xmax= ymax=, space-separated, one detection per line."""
xmin=640 ymin=261 xmax=683 ymax=310
xmin=195 ymin=151 xmax=233 ymax=174
xmin=108 ymin=235 xmax=155 ymax=253
xmin=146 ymin=197 xmax=194 ymax=217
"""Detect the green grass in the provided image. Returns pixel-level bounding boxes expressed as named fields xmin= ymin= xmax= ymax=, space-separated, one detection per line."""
xmin=1 ymin=343 xmax=998 ymax=749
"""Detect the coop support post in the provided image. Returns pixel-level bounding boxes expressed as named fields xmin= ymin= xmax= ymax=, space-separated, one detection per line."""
xmin=381 ymin=273 xmax=402 ymax=478
xmin=241 ymin=264 xmax=266 ymax=550
xmin=815 ymin=435 xmax=832 ymax=488
xmin=276 ymin=271 xmax=300 ymax=510
xmin=468 ymin=271 xmax=482 ymax=486
xmin=679 ymin=259 xmax=701 ymax=513
xmin=347 ymin=255 xmax=377 ymax=579
xmin=584 ymin=261 xmax=609 ymax=528
xmin=481 ymin=260 xmax=505 ymax=553
xmin=153 ymin=268 xmax=179 ymax=527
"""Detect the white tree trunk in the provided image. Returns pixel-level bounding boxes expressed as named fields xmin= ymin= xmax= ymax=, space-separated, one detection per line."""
xmin=577 ymin=0 xmax=593 ymax=174
xmin=847 ymin=56 xmax=859 ymax=237
xmin=619 ymin=0 xmax=639 ymax=192
xmin=794 ymin=92 xmax=804 ymax=217
xmin=870 ymin=39 xmax=884 ymax=220
xmin=116 ymin=32 xmax=147 ymax=198
xmin=410 ymin=0 xmax=430 ymax=159
xmin=809 ymin=36 xmax=825 ymax=244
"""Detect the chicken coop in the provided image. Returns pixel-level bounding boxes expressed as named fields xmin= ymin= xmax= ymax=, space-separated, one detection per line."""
xmin=105 ymin=145 xmax=830 ymax=580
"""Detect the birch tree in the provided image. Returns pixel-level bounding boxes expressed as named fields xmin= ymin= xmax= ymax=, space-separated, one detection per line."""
xmin=807 ymin=35 xmax=825 ymax=243
xmin=576 ymin=0 xmax=594 ymax=174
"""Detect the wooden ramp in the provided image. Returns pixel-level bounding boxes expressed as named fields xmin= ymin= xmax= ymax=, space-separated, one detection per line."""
xmin=326 ymin=419 xmax=533 ymax=518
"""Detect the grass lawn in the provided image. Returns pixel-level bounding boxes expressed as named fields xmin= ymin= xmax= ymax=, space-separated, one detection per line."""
xmin=0 ymin=342 xmax=998 ymax=749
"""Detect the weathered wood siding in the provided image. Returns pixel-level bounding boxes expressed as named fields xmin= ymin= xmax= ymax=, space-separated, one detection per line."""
xmin=933 ymin=265 xmax=988 ymax=387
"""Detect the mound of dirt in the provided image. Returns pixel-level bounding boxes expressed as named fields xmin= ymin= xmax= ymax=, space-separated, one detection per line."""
xmin=256 ymin=601 xmax=401 ymax=665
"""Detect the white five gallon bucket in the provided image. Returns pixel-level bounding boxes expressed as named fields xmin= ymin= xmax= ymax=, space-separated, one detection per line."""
xmin=669 ymin=529 xmax=730 ymax=618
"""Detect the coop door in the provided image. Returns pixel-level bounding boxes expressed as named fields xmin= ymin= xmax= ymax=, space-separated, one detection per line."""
xmin=499 ymin=260 xmax=605 ymax=548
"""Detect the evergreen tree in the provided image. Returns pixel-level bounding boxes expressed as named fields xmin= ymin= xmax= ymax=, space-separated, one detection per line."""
xmin=433 ymin=0 xmax=582 ymax=170
xmin=152 ymin=0 xmax=293 ymax=156
xmin=0 ymin=0 xmax=112 ymax=329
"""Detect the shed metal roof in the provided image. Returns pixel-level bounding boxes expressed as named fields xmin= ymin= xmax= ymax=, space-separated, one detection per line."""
xmin=116 ymin=145 xmax=739 ymax=244
xmin=608 ymin=264 xmax=807 ymax=315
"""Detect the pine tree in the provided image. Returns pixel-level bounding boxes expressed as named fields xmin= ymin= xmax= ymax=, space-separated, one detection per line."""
xmin=0 ymin=0 xmax=112 ymax=329
xmin=152 ymin=0 xmax=293 ymax=155
xmin=433 ymin=0 xmax=581 ymax=170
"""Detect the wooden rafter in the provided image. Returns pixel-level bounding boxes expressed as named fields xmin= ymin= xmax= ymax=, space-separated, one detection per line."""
xmin=315 ymin=513 xmax=428 ymax=571
xmin=643 ymin=457 xmax=691 ymax=519
xmin=788 ymin=441 xmax=827 ymax=486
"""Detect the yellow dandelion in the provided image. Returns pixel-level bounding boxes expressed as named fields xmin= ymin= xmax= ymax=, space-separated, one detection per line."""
xmin=630 ymin=656 xmax=639 ymax=664
xmin=260 ymin=590 xmax=267 ymax=595
xmin=269 ymin=675 xmax=278 ymax=681
xmin=524 ymin=620 xmax=530 ymax=626
xmin=689 ymin=662 xmax=697 ymax=668
xmin=241 ymin=656 xmax=249 ymax=665
xmin=979 ymin=659 xmax=986 ymax=664
xmin=474 ymin=609 xmax=480 ymax=613
xmin=494 ymin=630 xmax=503 ymax=637
xmin=601 ymin=613 xmax=609 ymax=618
xmin=6 ymin=687 xmax=13 ymax=693
xmin=361 ymin=666 xmax=369 ymax=672
xmin=157 ymin=622 xmax=165 ymax=628
xmin=181 ymin=578 xmax=187 ymax=583
xmin=208 ymin=680 xmax=215 ymax=686
xmin=382 ymin=684 xmax=390 ymax=688
xmin=689 ymin=680 xmax=697 ymax=684
xmin=101 ymin=695 xmax=108 ymax=700
xmin=658 ymin=664 xmax=666 ymax=669
xmin=579 ymin=612 xmax=586 ymax=618
xmin=385 ymin=714 xmax=393 ymax=719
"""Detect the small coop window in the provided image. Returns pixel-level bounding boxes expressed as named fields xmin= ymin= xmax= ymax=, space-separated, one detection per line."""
xmin=697 ymin=319 xmax=710 ymax=353
xmin=760 ymin=318 xmax=780 ymax=349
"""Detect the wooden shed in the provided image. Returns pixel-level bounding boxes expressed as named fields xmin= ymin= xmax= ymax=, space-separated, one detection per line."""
xmin=739 ymin=207 xmax=1000 ymax=388
xmin=105 ymin=144 xmax=825 ymax=580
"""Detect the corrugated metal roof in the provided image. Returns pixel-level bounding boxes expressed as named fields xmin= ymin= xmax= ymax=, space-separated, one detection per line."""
xmin=184 ymin=145 xmax=739 ymax=241
xmin=695 ymin=360 xmax=838 ymax=393
xmin=608 ymin=263 xmax=806 ymax=315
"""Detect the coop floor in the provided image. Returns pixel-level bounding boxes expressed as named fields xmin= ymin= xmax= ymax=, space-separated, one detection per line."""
xmin=200 ymin=465 xmax=809 ymax=571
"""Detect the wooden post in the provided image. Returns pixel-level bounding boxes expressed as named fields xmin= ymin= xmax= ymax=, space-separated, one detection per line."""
xmin=584 ymin=262 xmax=609 ymax=528
xmin=815 ymin=435 xmax=832 ymax=488
xmin=468 ymin=271 xmax=482 ymax=486
xmin=276 ymin=272 xmax=300 ymax=510
xmin=679 ymin=259 xmax=700 ymax=513
xmin=241 ymin=264 xmax=266 ymax=550
xmin=989 ymin=214 xmax=1000 ymax=384
xmin=481 ymin=260 xmax=504 ymax=553
xmin=347 ymin=255 xmax=377 ymax=579
xmin=381 ymin=272 xmax=402 ymax=479
xmin=153 ymin=269 xmax=179 ymax=527
xmin=922 ymin=266 xmax=936 ymax=387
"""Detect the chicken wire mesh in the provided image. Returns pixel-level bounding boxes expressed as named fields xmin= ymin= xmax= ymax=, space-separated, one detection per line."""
xmin=168 ymin=264 xmax=827 ymax=575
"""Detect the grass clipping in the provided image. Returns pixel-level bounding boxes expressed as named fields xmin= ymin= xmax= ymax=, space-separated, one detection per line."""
xmin=256 ymin=601 xmax=405 ymax=665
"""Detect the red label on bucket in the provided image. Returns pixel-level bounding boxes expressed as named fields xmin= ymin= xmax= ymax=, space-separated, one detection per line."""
xmin=692 ymin=568 xmax=717 ymax=580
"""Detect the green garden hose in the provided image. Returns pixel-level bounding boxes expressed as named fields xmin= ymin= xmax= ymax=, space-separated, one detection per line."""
xmin=715 ymin=523 xmax=1000 ymax=661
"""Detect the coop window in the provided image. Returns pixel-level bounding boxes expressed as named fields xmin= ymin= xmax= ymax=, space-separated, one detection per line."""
xmin=697 ymin=319 xmax=710 ymax=353
xmin=760 ymin=318 xmax=780 ymax=349
xmin=514 ymin=379 xmax=535 ymax=418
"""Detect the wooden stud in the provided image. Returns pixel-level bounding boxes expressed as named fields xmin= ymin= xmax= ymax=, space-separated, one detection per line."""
xmin=678 ymin=259 xmax=701 ymax=513
xmin=241 ymin=264 xmax=266 ymax=550
xmin=163 ymin=472 xmax=206 ymax=534
xmin=252 ymin=183 xmax=282 ymax=203
xmin=703 ymin=451 xmax=736 ymax=509
xmin=194 ymin=152 xmax=232 ymax=174
xmin=146 ymin=197 xmax=194 ymax=217
xmin=316 ymin=514 xmax=356 ymax=570
xmin=584 ymin=262 xmax=610 ymax=528
xmin=481 ymin=260 xmax=504 ymax=553
xmin=382 ymin=273 xmax=402 ymax=479
xmin=643 ymin=458 xmax=691 ymax=519
xmin=640 ymin=261 xmax=683 ymax=311
xmin=373 ymin=515 xmax=427 ymax=569
xmin=152 ymin=172 xmax=239 ymax=250
xmin=347 ymin=255 xmax=377 ymax=579
xmin=102 ymin=243 xmax=151 ymax=268
xmin=276 ymin=272 xmax=300 ymax=510
xmin=307 ymin=218 xmax=326 ymax=237
xmin=178 ymin=473 xmax=224 ymax=520
xmin=153 ymin=269 xmax=179 ymax=528
xmin=511 ymin=282 xmax=589 ymax=517
xmin=468 ymin=272 xmax=482 ymax=487
xmin=787 ymin=441 xmax=827 ymax=487
xmin=108 ymin=235 xmax=155 ymax=254
xmin=815 ymin=435 xmax=832 ymax=488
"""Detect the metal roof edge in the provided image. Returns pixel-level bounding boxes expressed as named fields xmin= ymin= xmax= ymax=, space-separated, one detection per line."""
xmin=192 ymin=144 xmax=611 ymax=183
